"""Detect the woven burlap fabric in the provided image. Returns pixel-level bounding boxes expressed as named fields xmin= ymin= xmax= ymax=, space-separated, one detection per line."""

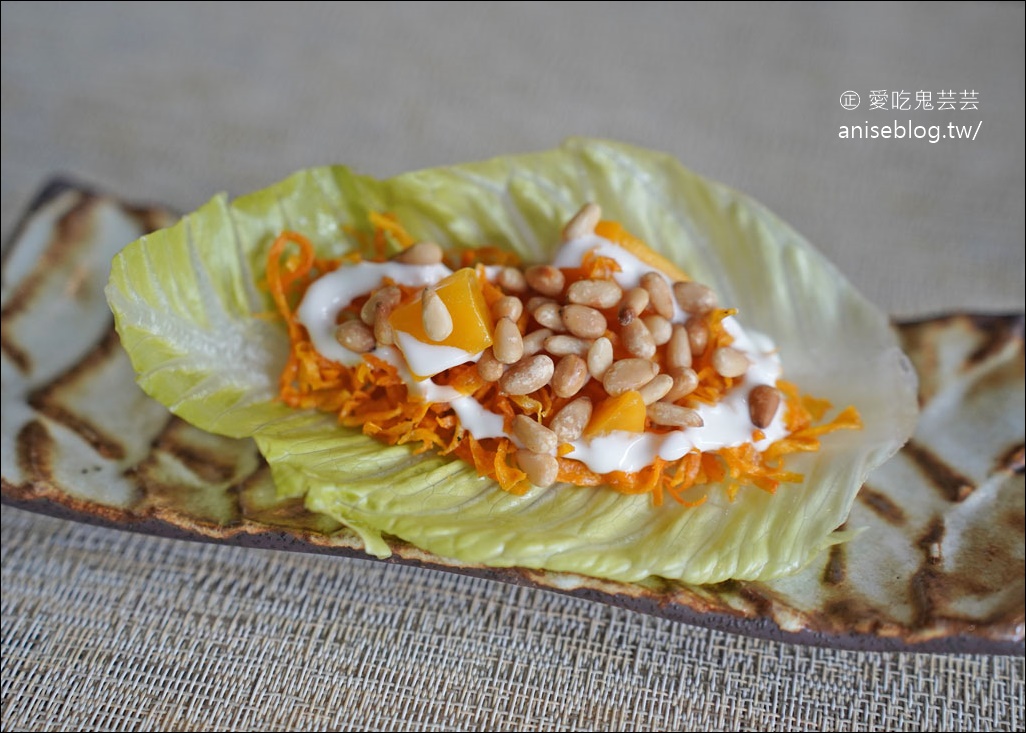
xmin=3 ymin=512 xmax=1022 ymax=732
xmin=2 ymin=3 xmax=1023 ymax=731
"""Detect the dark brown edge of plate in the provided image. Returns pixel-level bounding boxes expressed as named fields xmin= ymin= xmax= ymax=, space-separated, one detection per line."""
xmin=2 ymin=175 xmax=1023 ymax=658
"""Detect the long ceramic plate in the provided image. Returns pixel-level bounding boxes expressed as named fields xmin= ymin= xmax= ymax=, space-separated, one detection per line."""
xmin=2 ymin=179 xmax=1023 ymax=655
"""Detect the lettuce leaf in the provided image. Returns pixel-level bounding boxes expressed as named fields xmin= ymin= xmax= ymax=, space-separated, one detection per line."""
xmin=106 ymin=138 xmax=917 ymax=584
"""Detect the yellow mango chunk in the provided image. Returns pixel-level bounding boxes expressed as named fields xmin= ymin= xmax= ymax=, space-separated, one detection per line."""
xmin=584 ymin=390 xmax=647 ymax=437
xmin=389 ymin=267 xmax=494 ymax=353
xmin=594 ymin=220 xmax=689 ymax=282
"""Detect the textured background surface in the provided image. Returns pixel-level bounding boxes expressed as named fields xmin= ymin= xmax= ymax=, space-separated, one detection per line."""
xmin=2 ymin=3 xmax=1023 ymax=731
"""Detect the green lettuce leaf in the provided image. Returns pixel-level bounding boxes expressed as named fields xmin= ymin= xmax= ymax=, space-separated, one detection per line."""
xmin=106 ymin=138 xmax=917 ymax=584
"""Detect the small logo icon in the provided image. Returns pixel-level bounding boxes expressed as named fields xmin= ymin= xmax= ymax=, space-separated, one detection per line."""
xmin=840 ymin=91 xmax=860 ymax=110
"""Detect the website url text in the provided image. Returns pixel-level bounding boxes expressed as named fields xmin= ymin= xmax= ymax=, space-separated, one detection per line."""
xmin=838 ymin=120 xmax=981 ymax=143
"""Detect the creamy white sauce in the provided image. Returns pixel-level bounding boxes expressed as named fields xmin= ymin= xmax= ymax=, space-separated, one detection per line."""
xmin=296 ymin=236 xmax=787 ymax=476
xmin=395 ymin=332 xmax=481 ymax=378
xmin=450 ymin=396 xmax=508 ymax=439
xmin=298 ymin=261 xmax=452 ymax=365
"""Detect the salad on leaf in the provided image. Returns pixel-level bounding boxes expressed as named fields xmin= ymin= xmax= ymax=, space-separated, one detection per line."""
xmin=106 ymin=139 xmax=917 ymax=584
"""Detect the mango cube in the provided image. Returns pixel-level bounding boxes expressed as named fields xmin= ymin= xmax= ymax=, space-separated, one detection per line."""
xmin=584 ymin=390 xmax=647 ymax=437
xmin=389 ymin=268 xmax=494 ymax=376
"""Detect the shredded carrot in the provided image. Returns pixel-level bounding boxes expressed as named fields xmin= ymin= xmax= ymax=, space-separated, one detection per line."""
xmin=459 ymin=246 xmax=521 ymax=268
xmin=369 ymin=212 xmax=415 ymax=254
xmin=580 ymin=250 xmax=623 ymax=280
xmin=267 ymin=215 xmax=862 ymax=506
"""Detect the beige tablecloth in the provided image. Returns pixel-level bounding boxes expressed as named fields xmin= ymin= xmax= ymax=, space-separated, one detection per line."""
xmin=2 ymin=3 xmax=1023 ymax=731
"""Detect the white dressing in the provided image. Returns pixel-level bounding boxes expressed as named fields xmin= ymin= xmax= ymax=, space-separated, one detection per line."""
xmin=297 ymin=261 xmax=452 ymax=365
xmin=395 ymin=331 xmax=481 ymax=378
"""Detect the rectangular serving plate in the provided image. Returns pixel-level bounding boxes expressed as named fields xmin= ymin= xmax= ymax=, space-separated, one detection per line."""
xmin=2 ymin=178 xmax=1022 ymax=655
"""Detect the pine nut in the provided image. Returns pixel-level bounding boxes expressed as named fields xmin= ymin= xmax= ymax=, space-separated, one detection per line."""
xmin=360 ymin=285 xmax=401 ymax=325
xmin=512 ymin=415 xmax=558 ymax=454
xmin=638 ymin=374 xmax=673 ymax=405
xmin=567 ymin=279 xmax=622 ymax=309
xmin=586 ymin=337 xmax=614 ymax=380
xmin=477 ymin=348 xmax=505 ymax=381
xmin=335 ymin=320 xmax=376 ymax=352
xmin=492 ymin=295 xmax=524 ymax=322
xmin=673 ymin=281 xmax=718 ymax=314
xmin=561 ymin=304 xmax=607 ymax=339
xmin=525 ymin=296 xmax=556 ymax=313
xmin=602 ymin=358 xmax=658 ymax=396
xmin=663 ymin=367 xmax=699 ymax=402
xmin=493 ymin=317 xmax=524 ymax=364
xmin=550 ymin=396 xmax=593 ymax=442
xmin=516 ymin=450 xmax=559 ymax=488
xmin=500 ymin=354 xmax=554 ymax=395
xmin=641 ymin=272 xmax=674 ymax=319
xmin=421 ymin=287 xmax=453 ymax=341
xmin=619 ymin=287 xmax=649 ymax=326
xmin=522 ymin=328 xmax=553 ymax=355
xmin=552 ymin=354 xmax=589 ymax=397
xmin=532 ymin=301 xmax=566 ymax=331
xmin=642 ymin=314 xmax=672 ymax=346
xmin=373 ymin=301 xmax=395 ymax=346
xmin=395 ymin=240 xmax=443 ymax=265
xmin=748 ymin=385 xmax=781 ymax=428
xmin=685 ymin=317 xmax=709 ymax=356
xmin=498 ymin=266 xmax=527 ymax=294
xmin=544 ymin=334 xmax=591 ymax=356
xmin=525 ymin=265 xmax=565 ymax=297
xmin=712 ymin=346 xmax=749 ymax=378
xmin=647 ymin=402 xmax=704 ymax=428
xmin=562 ymin=202 xmax=602 ymax=241
xmin=622 ymin=318 xmax=656 ymax=359
xmin=666 ymin=324 xmax=692 ymax=369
